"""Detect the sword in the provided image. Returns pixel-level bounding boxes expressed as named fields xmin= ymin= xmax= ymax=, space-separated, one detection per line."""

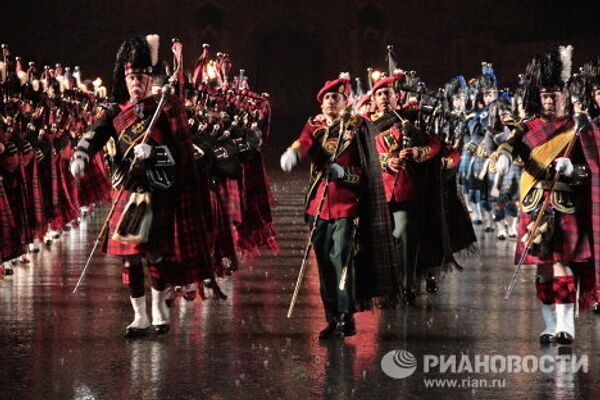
xmin=287 ymin=108 xmax=352 ymax=318
xmin=504 ymin=113 xmax=590 ymax=300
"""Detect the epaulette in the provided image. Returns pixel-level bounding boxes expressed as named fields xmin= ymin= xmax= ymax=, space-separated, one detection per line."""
xmin=307 ymin=115 xmax=322 ymax=128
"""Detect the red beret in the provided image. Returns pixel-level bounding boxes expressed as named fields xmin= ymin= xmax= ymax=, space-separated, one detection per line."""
xmin=371 ymin=76 xmax=397 ymax=94
xmin=316 ymin=77 xmax=351 ymax=103
xmin=371 ymin=70 xmax=405 ymax=94
xmin=355 ymin=93 xmax=372 ymax=109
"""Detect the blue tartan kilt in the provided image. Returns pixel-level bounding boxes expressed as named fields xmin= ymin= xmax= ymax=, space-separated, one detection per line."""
xmin=501 ymin=165 xmax=521 ymax=200
xmin=469 ymin=155 xmax=486 ymax=179
xmin=457 ymin=150 xmax=472 ymax=187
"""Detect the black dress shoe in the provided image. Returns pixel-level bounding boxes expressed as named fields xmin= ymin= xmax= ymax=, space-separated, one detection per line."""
xmin=124 ymin=326 xmax=150 ymax=338
xmin=592 ymin=304 xmax=600 ymax=314
xmin=426 ymin=273 xmax=438 ymax=293
xmin=339 ymin=314 xmax=356 ymax=337
xmin=3 ymin=268 xmax=13 ymax=276
xmin=555 ymin=331 xmax=573 ymax=345
xmin=154 ymin=324 xmax=170 ymax=335
xmin=319 ymin=322 xmax=340 ymax=340
xmin=539 ymin=334 xmax=554 ymax=345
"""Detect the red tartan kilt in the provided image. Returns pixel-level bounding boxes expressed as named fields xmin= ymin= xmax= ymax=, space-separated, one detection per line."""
xmin=515 ymin=209 xmax=592 ymax=265
xmin=78 ymin=153 xmax=111 ymax=206
xmin=0 ymin=181 xmax=22 ymax=261
xmin=104 ymin=189 xmax=175 ymax=256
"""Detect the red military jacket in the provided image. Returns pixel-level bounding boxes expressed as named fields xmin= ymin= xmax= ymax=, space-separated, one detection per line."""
xmin=290 ymin=114 xmax=362 ymax=220
xmin=373 ymin=121 xmax=441 ymax=203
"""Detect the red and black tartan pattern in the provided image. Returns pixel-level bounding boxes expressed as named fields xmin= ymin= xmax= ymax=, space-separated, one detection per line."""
xmin=16 ymin=164 xmax=35 ymax=244
xmin=104 ymin=189 xmax=175 ymax=256
xmin=3 ymin=167 xmax=34 ymax=245
xmin=37 ymin=156 xmax=55 ymax=239
xmin=210 ymin=185 xmax=239 ymax=277
xmin=77 ymin=153 xmax=111 ymax=207
xmin=30 ymin=159 xmax=45 ymax=233
xmin=21 ymin=156 xmax=42 ymax=238
xmin=518 ymin=117 xmax=600 ymax=311
xmin=553 ymin=276 xmax=576 ymax=304
xmin=0 ymin=179 xmax=22 ymax=261
xmin=50 ymin=158 xmax=80 ymax=229
xmin=154 ymin=97 xmax=213 ymax=284
xmin=579 ymin=123 xmax=600 ymax=308
xmin=523 ymin=117 xmax=571 ymax=150
xmin=102 ymin=96 xmax=214 ymax=286
xmin=225 ymin=178 xmax=242 ymax=225
xmin=535 ymin=280 xmax=554 ymax=305
xmin=515 ymin=207 xmax=592 ymax=265
xmin=237 ymin=153 xmax=279 ymax=252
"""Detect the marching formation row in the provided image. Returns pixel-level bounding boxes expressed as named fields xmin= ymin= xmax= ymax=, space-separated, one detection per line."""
xmin=0 ymin=38 xmax=278 ymax=308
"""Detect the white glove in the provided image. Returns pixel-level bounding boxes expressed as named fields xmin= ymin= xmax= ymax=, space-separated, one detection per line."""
xmin=134 ymin=143 xmax=153 ymax=160
xmin=555 ymin=157 xmax=574 ymax=177
xmin=495 ymin=153 xmax=511 ymax=176
xmin=326 ymin=163 xmax=345 ymax=180
xmin=70 ymin=151 xmax=88 ymax=178
xmin=280 ymin=148 xmax=299 ymax=172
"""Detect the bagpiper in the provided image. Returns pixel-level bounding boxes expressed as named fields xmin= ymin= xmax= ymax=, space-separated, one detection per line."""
xmin=70 ymin=35 xmax=216 ymax=337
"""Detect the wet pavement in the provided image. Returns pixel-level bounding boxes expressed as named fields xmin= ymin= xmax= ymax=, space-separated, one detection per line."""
xmin=1 ymin=166 xmax=599 ymax=400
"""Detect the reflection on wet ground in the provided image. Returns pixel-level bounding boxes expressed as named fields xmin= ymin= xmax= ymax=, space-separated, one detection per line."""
xmin=1 ymin=167 xmax=599 ymax=399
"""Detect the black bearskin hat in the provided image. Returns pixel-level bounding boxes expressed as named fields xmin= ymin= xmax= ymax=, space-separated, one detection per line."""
xmin=522 ymin=45 xmax=572 ymax=115
xmin=444 ymin=75 xmax=467 ymax=107
xmin=582 ymin=55 xmax=600 ymax=91
xmin=581 ymin=55 xmax=600 ymax=118
xmin=111 ymin=34 xmax=159 ymax=104
xmin=477 ymin=62 xmax=497 ymax=94
xmin=567 ymin=73 xmax=591 ymax=112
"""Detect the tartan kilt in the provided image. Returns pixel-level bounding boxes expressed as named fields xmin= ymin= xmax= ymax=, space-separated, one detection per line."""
xmin=4 ymin=168 xmax=34 ymax=244
xmin=50 ymin=159 xmax=80 ymax=229
xmin=78 ymin=153 xmax=111 ymax=207
xmin=104 ymin=186 xmax=213 ymax=285
xmin=515 ymin=207 xmax=592 ymax=265
xmin=37 ymin=155 xmax=55 ymax=237
xmin=17 ymin=164 xmax=36 ymax=244
xmin=104 ymin=189 xmax=175 ymax=256
xmin=31 ymin=159 xmax=45 ymax=233
xmin=457 ymin=150 xmax=472 ymax=187
xmin=167 ymin=185 xmax=213 ymax=284
xmin=209 ymin=186 xmax=238 ymax=277
xmin=0 ymin=179 xmax=23 ymax=261
xmin=225 ymin=178 xmax=242 ymax=225
xmin=499 ymin=165 xmax=521 ymax=201
xmin=468 ymin=155 xmax=486 ymax=190
xmin=237 ymin=155 xmax=279 ymax=252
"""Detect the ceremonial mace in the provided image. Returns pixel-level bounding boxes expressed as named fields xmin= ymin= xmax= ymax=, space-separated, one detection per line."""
xmin=287 ymin=108 xmax=352 ymax=318
xmin=504 ymin=113 xmax=590 ymax=300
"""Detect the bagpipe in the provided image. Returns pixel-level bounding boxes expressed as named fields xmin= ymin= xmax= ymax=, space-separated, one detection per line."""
xmin=184 ymin=45 xmax=271 ymax=176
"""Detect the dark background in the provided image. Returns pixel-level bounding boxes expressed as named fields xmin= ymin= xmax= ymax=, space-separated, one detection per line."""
xmin=1 ymin=0 xmax=599 ymax=146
